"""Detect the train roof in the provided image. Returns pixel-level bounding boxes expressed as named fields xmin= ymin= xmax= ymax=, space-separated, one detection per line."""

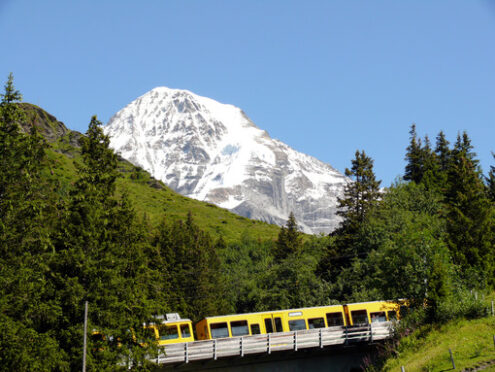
xmin=199 ymin=300 xmax=405 ymax=321
xmin=200 ymin=304 xmax=345 ymax=320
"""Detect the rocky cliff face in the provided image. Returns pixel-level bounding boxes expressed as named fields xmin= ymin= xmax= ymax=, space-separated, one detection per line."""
xmin=104 ymin=87 xmax=348 ymax=234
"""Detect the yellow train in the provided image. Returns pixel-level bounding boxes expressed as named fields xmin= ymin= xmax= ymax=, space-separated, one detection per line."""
xmin=141 ymin=301 xmax=404 ymax=345
xmin=195 ymin=300 xmax=402 ymax=340
xmin=144 ymin=313 xmax=195 ymax=346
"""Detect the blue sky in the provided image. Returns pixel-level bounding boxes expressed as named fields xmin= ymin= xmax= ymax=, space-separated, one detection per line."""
xmin=1 ymin=1 xmax=494 ymax=186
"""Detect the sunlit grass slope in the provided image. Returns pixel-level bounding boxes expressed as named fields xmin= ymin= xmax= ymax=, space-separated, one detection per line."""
xmin=384 ymin=315 xmax=495 ymax=372
xmin=23 ymin=100 xmax=281 ymax=243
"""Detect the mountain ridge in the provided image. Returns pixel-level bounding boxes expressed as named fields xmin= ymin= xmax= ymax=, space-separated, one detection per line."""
xmin=105 ymin=87 xmax=348 ymax=234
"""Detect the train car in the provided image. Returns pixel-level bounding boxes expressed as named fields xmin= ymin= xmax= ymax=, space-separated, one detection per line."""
xmin=195 ymin=304 xmax=347 ymax=340
xmin=145 ymin=313 xmax=195 ymax=345
xmin=344 ymin=301 xmax=401 ymax=326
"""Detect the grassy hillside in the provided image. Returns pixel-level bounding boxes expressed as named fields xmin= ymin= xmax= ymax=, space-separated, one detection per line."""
xmin=383 ymin=313 xmax=495 ymax=371
xmin=24 ymin=102 xmax=281 ymax=242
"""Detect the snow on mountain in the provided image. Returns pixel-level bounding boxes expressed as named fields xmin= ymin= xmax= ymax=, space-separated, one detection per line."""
xmin=104 ymin=87 xmax=348 ymax=234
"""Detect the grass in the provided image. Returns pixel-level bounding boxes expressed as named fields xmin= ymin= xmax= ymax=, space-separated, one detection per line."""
xmin=383 ymin=313 xmax=495 ymax=372
xmin=20 ymin=101 xmax=285 ymax=242
xmin=44 ymin=135 xmax=281 ymax=244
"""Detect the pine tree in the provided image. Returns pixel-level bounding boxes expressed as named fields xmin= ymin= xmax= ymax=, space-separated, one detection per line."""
xmin=0 ymin=74 xmax=66 ymax=369
xmin=418 ymin=135 xmax=440 ymax=190
xmin=445 ymin=132 xmax=494 ymax=286
xmin=52 ymin=115 xmax=163 ymax=369
xmin=337 ymin=150 xmax=381 ymax=233
xmin=273 ymin=212 xmax=302 ymax=261
xmin=153 ymin=213 xmax=229 ymax=321
xmin=434 ymin=130 xmax=451 ymax=190
xmin=318 ymin=150 xmax=381 ymax=283
xmin=435 ymin=131 xmax=451 ymax=172
xmin=487 ymin=153 xmax=495 ymax=202
xmin=404 ymin=123 xmax=423 ymax=183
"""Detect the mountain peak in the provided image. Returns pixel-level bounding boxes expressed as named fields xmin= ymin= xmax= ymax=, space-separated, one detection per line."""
xmin=104 ymin=88 xmax=347 ymax=234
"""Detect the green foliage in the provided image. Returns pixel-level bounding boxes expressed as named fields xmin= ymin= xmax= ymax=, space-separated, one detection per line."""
xmin=51 ymin=115 xmax=167 ymax=369
xmin=384 ymin=313 xmax=495 ymax=372
xmin=333 ymin=182 xmax=453 ymax=311
xmin=337 ymin=149 xmax=381 ymax=229
xmin=433 ymin=130 xmax=451 ymax=190
xmin=404 ymin=124 xmax=423 ymax=184
xmin=318 ymin=149 xmax=381 ymax=285
xmin=486 ymin=152 xmax=495 ymax=202
xmin=0 ymin=74 xmax=64 ymax=370
xmin=445 ymin=132 xmax=495 ymax=287
xmin=153 ymin=213 xmax=231 ymax=321
xmin=273 ymin=212 xmax=302 ymax=261
xmin=257 ymin=253 xmax=330 ymax=310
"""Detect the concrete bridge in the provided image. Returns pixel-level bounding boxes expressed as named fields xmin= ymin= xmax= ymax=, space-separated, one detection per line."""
xmin=152 ymin=322 xmax=393 ymax=371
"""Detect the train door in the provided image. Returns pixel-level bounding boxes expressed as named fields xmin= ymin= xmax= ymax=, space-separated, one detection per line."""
xmin=263 ymin=313 xmax=285 ymax=333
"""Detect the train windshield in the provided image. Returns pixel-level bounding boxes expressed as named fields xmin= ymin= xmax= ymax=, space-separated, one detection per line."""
xmin=180 ymin=324 xmax=191 ymax=338
xmin=158 ymin=324 xmax=179 ymax=340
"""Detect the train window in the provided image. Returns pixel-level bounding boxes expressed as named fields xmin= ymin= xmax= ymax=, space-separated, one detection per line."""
xmin=180 ymin=324 xmax=191 ymax=338
xmin=399 ymin=305 xmax=408 ymax=317
xmin=274 ymin=317 xmax=283 ymax=332
xmin=210 ymin=322 xmax=229 ymax=338
xmin=264 ymin=318 xmax=273 ymax=333
xmin=250 ymin=324 xmax=261 ymax=335
xmin=326 ymin=312 xmax=344 ymax=327
xmin=231 ymin=320 xmax=249 ymax=336
xmin=351 ymin=310 xmax=369 ymax=325
xmin=308 ymin=317 xmax=325 ymax=329
xmin=288 ymin=319 xmax=307 ymax=331
xmin=370 ymin=312 xmax=387 ymax=323
xmin=158 ymin=324 xmax=179 ymax=340
xmin=387 ymin=311 xmax=397 ymax=321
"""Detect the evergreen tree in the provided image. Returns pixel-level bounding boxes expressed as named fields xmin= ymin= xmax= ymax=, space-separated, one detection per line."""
xmin=0 ymin=74 xmax=66 ymax=370
xmin=434 ymin=130 xmax=451 ymax=190
xmin=435 ymin=131 xmax=451 ymax=172
xmin=153 ymin=213 xmax=230 ymax=321
xmin=445 ymin=132 xmax=494 ymax=287
xmin=487 ymin=153 xmax=495 ymax=202
xmin=53 ymin=116 xmax=163 ymax=369
xmin=337 ymin=150 xmax=381 ymax=236
xmin=404 ymin=124 xmax=423 ymax=183
xmin=273 ymin=212 xmax=302 ymax=261
xmin=418 ymin=135 xmax=440 ymax=190
xmin=318 ymin=150 xmax=381 ymax=283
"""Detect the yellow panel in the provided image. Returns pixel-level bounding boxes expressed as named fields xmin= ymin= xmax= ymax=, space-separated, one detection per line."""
xmin=196 ymin=305 xmax=347 ymax=339
xmin=345 ymin=301 xmax=401 ymax=325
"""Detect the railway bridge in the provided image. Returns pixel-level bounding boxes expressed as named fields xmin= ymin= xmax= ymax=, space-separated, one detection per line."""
xmin=152 ymin=322 xmax=393 ymax=371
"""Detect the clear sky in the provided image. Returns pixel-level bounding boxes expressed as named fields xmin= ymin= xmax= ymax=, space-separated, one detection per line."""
xmin=1 ymin=0 xmax=494 ymax=186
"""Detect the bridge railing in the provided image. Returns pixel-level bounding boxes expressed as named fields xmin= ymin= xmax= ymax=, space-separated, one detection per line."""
xmin=155 ymin=321 xmax=394 ymax=365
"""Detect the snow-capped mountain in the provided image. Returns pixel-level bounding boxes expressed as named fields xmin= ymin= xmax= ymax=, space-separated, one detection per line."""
xmin=104 ymin=87 xmax=348 ymax=234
